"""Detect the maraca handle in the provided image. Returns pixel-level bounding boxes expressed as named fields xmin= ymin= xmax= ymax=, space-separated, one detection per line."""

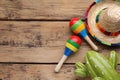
xmin=55 ymin=55 xmax=68 ymax=72
xmin=95 ymin=0 xmax=102 ymax=3
xmin=84 ymin=36 xmax=98 ymax=51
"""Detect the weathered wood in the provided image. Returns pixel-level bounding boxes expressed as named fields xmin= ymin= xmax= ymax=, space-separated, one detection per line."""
xmin=0 ymin=0 xmax=93 ymax=20
xmin=0 ymin=64 xmax=120 ymax=80
xmin=0 ymin=64 xmax=89 ymax=80
xmin=1 ymin=0 xmax=120 ymax=80
xmin=0 ymin=45 xmax=120 ymax=63
xmin=0 ymin=21 xmax=119 ymax=63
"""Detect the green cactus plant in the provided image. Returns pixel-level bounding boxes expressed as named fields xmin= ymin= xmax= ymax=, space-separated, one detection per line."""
xmin=74 ymin=51 xmax=120 ymax=80
xmin=116 ymin=0 xmax=120 ymax=2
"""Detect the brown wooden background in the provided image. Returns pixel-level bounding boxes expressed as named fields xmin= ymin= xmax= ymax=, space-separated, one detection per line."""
xmin=0 ymin=0 xmax=120 ymax=80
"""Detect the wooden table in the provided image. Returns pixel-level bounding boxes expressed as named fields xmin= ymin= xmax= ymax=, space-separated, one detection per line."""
xmin=0 ymin=0 xmax=120 ymax=80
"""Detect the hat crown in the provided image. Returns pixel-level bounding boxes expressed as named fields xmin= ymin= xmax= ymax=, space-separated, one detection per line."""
xmin=99 ymin=4 xmax=120 ymax=32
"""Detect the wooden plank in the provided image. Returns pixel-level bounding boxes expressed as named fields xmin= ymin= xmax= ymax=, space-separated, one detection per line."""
xmin=0 ymin=0 xmax=93 ymax=20
xmin=0 ymin=21 xmax=119 ymax=63
xmin=0 ymin=64 xmax=89 ymax=80
xmin=0 ymin=64 xmax=120 ymax=80
xmin=0 ymin=45 xmax=120 ymax=63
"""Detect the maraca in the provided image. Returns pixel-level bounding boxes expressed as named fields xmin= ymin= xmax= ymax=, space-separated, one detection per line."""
xmin=55 ymin=36 xmax=82 ymax=72
xmin=70 ymin=18 xmax=98 ymax=51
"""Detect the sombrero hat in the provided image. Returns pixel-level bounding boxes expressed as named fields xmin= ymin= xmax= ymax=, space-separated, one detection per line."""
xmin=85 ymin=0 xmax=120 ymax=46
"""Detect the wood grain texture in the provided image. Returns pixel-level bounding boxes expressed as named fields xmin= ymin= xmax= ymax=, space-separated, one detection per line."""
xmin=0 ymin=21 xmax=119 ymax=63
xmin=0 ymin=0 xmax=120 ymax=80
xmin=0 ymin=0 xmax=93 ymax=20
xmin=0 ymin=64 xmax=89 ymax=80
xmin=0 ymin=64 xmax=120 ymax=80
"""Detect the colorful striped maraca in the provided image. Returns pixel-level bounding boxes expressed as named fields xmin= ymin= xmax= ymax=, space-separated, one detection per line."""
xmin=70 ymin=18 xmax=98 ymax=51
xmin=55 ymin=36 xmax=82 ymax=72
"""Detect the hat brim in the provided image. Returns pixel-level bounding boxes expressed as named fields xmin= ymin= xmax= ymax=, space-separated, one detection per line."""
xmin=86 ymin=1 xmax=120 ymax=46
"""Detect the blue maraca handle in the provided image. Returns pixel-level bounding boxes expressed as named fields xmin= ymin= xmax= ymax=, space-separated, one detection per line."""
xmin=96 ymin=0 xmax=120 ymax=2
xmin=78 ymin=28 xmax=87 ymax=38
xmin=95 ymin=0 xmax=102 ymax=3
xmin=64 ymin=47 xmax=73 ymax=57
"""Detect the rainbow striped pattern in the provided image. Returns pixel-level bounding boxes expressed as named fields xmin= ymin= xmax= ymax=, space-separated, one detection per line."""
xmin=96 ymin=9 xmax=120 ymax=36
xmin=64 ymin=36 xmax=81 ymax=57
xmin=70 ymin=18 xmax=87 ymax=38
xmin=85 ymin=2 xmax=120 ymax=46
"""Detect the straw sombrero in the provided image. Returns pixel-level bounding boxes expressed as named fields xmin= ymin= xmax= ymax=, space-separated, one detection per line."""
xmin=85 ymin=0 xmax=120 ymax=46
